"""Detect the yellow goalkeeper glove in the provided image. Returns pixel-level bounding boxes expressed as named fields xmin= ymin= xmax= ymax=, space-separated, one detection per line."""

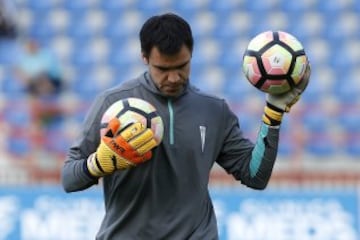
xmin=87 ymin=118 xmax=158 ymax=177
xmin=263 ymin=63 xmax=311 ymax=126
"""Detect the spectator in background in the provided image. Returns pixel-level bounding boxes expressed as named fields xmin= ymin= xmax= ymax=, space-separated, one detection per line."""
xmin=0 ymin=0 xmax=18 ymax=39
xmin=14 ymin=38 xmax=64 ymax=98
xmin=13 ymin=38 xmax=65 ymax=158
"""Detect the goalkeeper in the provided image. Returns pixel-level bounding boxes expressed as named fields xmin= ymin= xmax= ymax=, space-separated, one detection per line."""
xmin=61 ymin=13 xmax=311 ymax=240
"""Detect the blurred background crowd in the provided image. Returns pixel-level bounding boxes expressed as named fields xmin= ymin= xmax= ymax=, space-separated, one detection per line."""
xmin=0 ymin=0 xmax=359 ymax=186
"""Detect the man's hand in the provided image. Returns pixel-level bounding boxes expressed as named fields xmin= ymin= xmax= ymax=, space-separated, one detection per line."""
xmin=263 ymin=63 xmax=311 ymax=126
xmin=87 ymin=118 xmax=158 ymax=177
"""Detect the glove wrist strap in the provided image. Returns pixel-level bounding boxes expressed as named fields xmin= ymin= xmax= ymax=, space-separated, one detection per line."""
xmin=266 ymin=102 xmax=285 ymax=113
xmin=263 ymin=105 xmax=283 ymax=126
xmin=87 ymin=154 xmax=105 ymax=177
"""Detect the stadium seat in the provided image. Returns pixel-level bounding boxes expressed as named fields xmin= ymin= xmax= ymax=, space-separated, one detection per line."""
xmin=26 ymin=0 xmax=56 ymax=13
xmin=304 ymin=132 xmax=337 ymax=157
xmin=69 ymin=43 xmax=97 ymax=70
xmin=103 ymin=24 xmax=135 ymax=45
xmin=278 ymin=134 xmax=296 ymax=157
xmin=217 ymin=38 xmax=246 ymax=71
xmin=301 ymin=110 xmax=331 ymax=133
xmin=354 ymin=1 xmax=360 ymax=12
xmin=279 ymin=0 xmax=314 ymax=13
xmin=47 ymin=9 xmax=70 ymax=35
xmin=71 ymin=64 xmax=118 ymax=100
xmin=67 ymin=102 xmax=92 ymax=125
xmin=107 ymin=38 xmax=142 ymax=69
xmin=337 ymin=110 xmax=360 ymax=133
xmin=189 ymin=12 xmax=217 ymax=39
xmin=28 ymin=16 xmax=57 ymax=42
xmin=315 ymin=0 xmax=352 ymax=14
xmin=3 ymin=102 xmax=31 ymax=127
xmin=192 ymin=38 xmax=220 ymax=67
xmin=213 ymin=12 xmax=252 ymax=41
xmin=0 ymin=75 xmax=25 ymax=99
xmin=102 ymin=11 xmax=143 ymax=44
xmin=173 ymin=0 xmax=209 ymax=13
xmin=208 ymin=0 xmax=242 ymax=13
xmin=333 ymin=78 xmax=360 ymax=104
xmin=0 ymin=40 xmax=21 ymax=65
xmin=6 ymin=136 xmax=32 ymax=157
xmin=222 ymin=73 xmax=257 ymax=102
xmin=325 ymin=13 xmax=359 ymax=43
xmin=343 ymin=135 xmax=360 ymax=157
xmin=300 ymin=66 xmax=334 ymax=104
xmin=190 ymin=66 xmax=225 ymax=95
xmin=137 ymin=0 xmax=171 ymax=13
xmin=243 ymin=0 xmax=277 ymax=12
xmin=44 ymin=122 xmax=71 ymax=154
xmin=65 ymin=13 xmax=101 ymax=43
xmin=70 ymin=69 xmax=101 ymax=100
xmin=66 ymin=23 xmax=94 ymax=43
xmin=290 ymin=12 xmax=325 ymax=42
xmin=236 ymin=112 xmax=260 ymax=139
xmin=98 ymin=0 xmax=134 ymax=14
xmin=302 ymin=38 xmax=329 ymax=67
xmin=61 ymin=0 xmax=94 ymax=13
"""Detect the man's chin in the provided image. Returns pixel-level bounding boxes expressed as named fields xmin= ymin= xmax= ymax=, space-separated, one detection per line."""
xmin=162 ymin=87 xmax=183 ymax=97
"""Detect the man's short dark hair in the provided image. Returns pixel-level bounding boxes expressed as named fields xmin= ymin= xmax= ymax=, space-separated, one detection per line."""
xmin=140 ymin=13 xmax=194 ymax=58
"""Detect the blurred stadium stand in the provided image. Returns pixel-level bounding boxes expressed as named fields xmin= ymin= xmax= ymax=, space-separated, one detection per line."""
xmin=0 ymin=0 xmax=360 ymax=185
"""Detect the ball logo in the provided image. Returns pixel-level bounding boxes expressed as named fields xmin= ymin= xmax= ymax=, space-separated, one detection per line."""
xmin=272 ymin=55 xmax=281 ymax=64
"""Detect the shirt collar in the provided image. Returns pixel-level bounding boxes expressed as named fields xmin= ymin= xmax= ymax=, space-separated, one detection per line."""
xmin=140 ymin=71 xmax=189 ymax=99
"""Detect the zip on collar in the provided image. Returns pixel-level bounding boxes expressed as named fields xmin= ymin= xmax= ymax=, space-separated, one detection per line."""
xmin=167 ymin=99 xmax=174 ymax=145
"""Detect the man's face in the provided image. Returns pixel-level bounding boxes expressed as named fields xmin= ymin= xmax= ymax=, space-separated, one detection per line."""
xmin=145 ymin=45 xmax=191 ymax=97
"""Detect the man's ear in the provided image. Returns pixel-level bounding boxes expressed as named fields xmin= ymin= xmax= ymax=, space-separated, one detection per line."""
xmin=142 ymin=53 xmax=148 ymax=64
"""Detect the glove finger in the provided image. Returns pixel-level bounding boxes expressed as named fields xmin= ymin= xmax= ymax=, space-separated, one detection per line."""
xmin=136 ymin=139 xmax=158 ymax=155
xmin=130 ymin=151 xmax=153 ymax=165
xmin=103 ymin=135 xmax=141 ymax=166
xmin=128 ymin=129 xmax=154 ymax=149
xmin=119 ymin=122 xmax=146 ymax=141
xmin=295 ymin=63 xmax=311 ymax=93
xmin=114 ymin=135 xmax=157 ymax=158
xmin=111 ymin=135 xmax=146 ymax=160
xmin=115 ymin=156 xmax=136 ymax=169
xmin=104 ymin=118 xmax=121 ymax=137
xmin=284 ymin=95 xmax=301 ymax=112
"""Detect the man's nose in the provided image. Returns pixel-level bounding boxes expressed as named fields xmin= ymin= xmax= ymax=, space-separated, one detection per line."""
xmin=167 ymin=70 xmax=180 ymax=83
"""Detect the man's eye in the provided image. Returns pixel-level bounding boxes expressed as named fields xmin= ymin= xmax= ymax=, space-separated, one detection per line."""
xmin=177 ymin=63 xmax=188 ymax=70
xmin=156 ymin=67 xmax=167 ymax=72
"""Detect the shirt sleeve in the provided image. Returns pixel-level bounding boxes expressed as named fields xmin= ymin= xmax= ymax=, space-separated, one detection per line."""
xmin=61 ymin=93 xmax=110 ymax=192
xmin=216 ymin=102 xmax=280 ymax=190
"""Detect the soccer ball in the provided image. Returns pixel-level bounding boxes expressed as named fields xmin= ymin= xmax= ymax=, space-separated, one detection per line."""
xmin=100 ymin=97 xmax=164 ymax=145
xmin=242 ymin=30 xmax=308 ymax=95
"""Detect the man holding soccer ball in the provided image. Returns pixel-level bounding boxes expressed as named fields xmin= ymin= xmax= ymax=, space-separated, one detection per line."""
xmin=62 ymin=13 xmax=310 ymax=239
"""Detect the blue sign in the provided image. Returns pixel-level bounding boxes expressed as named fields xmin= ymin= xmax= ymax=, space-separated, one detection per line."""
xmin=0 ymin=186 xmax=103 ymax=240
xmin=211 ymin=188 xmax=359 ymax=240
xmin=0 ymin=186 xmax=358 ymax=240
